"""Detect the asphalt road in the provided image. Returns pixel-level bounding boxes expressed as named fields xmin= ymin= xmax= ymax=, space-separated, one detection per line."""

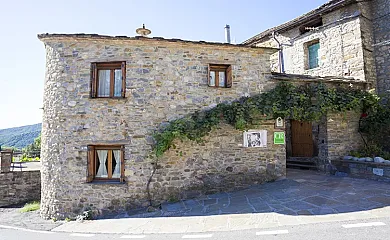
xmin=1 ymin=217 xmax=390 ymax=240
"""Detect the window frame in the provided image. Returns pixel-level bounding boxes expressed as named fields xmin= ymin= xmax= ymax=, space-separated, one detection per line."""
xmin=87 ymin=145 xmax=125 ymax=183
xmin=91 ymin=61 xmax=126 ymax=98
xmin=208 ymin=64 xmax=232 ymax=88
xmin=305 ymin=40 xmax=320 ymax=70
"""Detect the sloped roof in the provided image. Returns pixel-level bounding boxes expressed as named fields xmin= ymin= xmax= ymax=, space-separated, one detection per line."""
xmin=37 ymin=33 xmax=277 ymax=52
xmin=242 ymin=0 xmax=357 ymax=45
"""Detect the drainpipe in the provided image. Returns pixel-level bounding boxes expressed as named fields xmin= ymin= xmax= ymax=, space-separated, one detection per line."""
xmin=272 ymin=32 xmax=285 ymax=73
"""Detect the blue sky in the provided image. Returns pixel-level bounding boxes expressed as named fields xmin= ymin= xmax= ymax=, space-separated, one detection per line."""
xmin=0 ymin=0 xmax=327 ymax=129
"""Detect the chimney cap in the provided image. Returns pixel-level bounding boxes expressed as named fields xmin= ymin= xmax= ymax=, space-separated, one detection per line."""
xmin=136 ymin=24 xmax=151 ymax=37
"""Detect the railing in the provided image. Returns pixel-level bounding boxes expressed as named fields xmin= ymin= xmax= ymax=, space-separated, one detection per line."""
xmin=12 ymin=151 xmax=41 ymax=162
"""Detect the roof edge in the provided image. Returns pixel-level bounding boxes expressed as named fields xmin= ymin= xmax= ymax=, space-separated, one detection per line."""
xmin=270 ymin=72 xmax=368 ymax=85
xmin=37 ymin=33 xmax=278 ymax=52
xmin=242 ymin=0 xmax=357 ymax=45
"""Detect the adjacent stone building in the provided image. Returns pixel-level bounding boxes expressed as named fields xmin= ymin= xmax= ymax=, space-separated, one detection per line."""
xmin=243 ymin=0 xmax=389 ymax=94
xmin=243 ymin=0 xmax=389 ymax=169
xmin=371 ymin=0 xmax=390 ymax=94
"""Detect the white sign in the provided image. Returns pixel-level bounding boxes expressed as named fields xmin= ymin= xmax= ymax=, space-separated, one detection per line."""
xmin=244 ymin=130 xmax=267 ymax=148
xmin=275 ymin=117 xmax=284 ymax=128
xmin=373 ymin=168 xmax=384 ymax=176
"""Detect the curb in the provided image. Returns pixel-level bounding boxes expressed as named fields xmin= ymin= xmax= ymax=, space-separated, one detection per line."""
xmin=0 ymin=224 xmax=55 ymax=234
xmin=50 ymin=207 xmax=390 ymax=234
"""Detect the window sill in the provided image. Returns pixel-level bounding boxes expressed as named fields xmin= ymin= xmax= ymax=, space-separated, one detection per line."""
xmin=89 ymin=97 xmax=126 ymax=99
xmin=85 ymin=181 xmax=126 ymax=185
xmin=207 ymin=86 xmax=232 ymax=88
xmin=305 ymin=67 xmax=319 ymax=71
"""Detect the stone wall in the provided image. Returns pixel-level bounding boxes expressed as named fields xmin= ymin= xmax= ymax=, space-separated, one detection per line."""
xmin=0 ymin=171 xmax=41 ymax=207
xmin=332 ymin=160 xmax=390 ymax=182
xmin=38 ymin=35 xmax=282 ymax=219
xmin=151 ymin=123 xmax=286 ymax=202
xmin=372 ymin=0 xmax=390 ymax=94
xmin=326 ymin=112 xmax=363 ymax=163
xmin=253 ymin=3 xmax=370 ymax=83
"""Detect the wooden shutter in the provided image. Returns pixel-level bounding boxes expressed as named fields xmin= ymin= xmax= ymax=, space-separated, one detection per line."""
xmin=121 ymin=62 xmax=126 ymax=98
xmin=226 ymin=65 xmax=232 ymax=88
xmin=87 ymin=146 xmax=95 ymax=182
xmin=207 ymin=64 xmax=211 ymax=86
xmin=120 ymin=145 xmax=125 ymax=183
xmin=91 ymin=63 xmax=97 ymax=98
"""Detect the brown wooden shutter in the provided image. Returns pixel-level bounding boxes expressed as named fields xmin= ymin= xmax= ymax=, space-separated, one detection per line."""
xmin=91 ymin=63 xmax=97 ymax=97
xmin=87 ymin=146 xmax=95 ymax=182
xmin=121 ymin=62 xmax=126 ymax=98
xmin=207 ymin=64 xmax=211 ymax=86
xmin=226 ymin=65 xmax=232 ymax=88
xmin=120 ymin=145 xmax=125 ymax=183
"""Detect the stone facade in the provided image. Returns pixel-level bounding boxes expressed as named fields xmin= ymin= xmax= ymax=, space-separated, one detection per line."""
xmin=326 ymin=112 xmax=363 ymax=163
xmin=0 ymin=171 xmax=41 ymax=207
xmin=372 ymin=0 xmax=390 ymax=94
xmin=242 ymin=0 xmax=389 ymax=171
xmin=151 ymin=123 xmax=286 ymax=203
xmin=244 ymin=0 xmax=390 ymax=93
xmin=251 ymin=3 xmax=370 ymax=83
xmin=38 ymin=34 xmax=284 ymax=219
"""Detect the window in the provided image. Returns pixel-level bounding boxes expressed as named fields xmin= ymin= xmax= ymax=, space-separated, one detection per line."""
xmin=87 ymin=145 xmax=124 ymax=182
xmin=91 ymin=62 xmax=126 ymax=98
xmin=307 ymin=41 xmax=320 ymax=69
xmin=208 ymin=64 xmax=232 ymax=88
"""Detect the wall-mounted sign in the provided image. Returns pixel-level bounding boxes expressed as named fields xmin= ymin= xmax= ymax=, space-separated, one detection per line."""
xmin=274 ymin=132 xmax=285 ymax=144
xmin=243 ymin=130 xmax=267 ymax=148
xmin=275 ymin=117 xmax=284 ymax=129
xmin=373 ymin=168 xmax=384 ymax=176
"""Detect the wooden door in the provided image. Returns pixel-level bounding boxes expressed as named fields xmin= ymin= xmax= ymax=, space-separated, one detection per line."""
xmin=291 ymin=120 xmax=314 ymax=157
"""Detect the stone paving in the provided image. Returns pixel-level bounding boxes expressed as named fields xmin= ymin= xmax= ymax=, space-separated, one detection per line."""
xmin=2 ymin=169 xmax=390 ymax=233
xmin=120 ymin=169 xmax=390 ymax=218
xmin=0 ymin=204 xmax=62 ymax=231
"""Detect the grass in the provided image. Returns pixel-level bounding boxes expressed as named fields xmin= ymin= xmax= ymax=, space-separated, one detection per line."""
xmin=20 ymin=201 xmax=40 ymax=213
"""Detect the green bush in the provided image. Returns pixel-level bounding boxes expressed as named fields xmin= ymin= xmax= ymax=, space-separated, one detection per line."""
xmin=359 ymin=96 xmax=390 ymax=158
xmin=20 ymin=201 xmax=40 ymax=213
xmin=350 ymin=145 xmax=390 ymax=159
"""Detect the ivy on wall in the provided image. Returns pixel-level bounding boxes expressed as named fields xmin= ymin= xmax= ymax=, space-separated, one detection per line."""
xmin=152 ymin=82 xmax=379 ymax=157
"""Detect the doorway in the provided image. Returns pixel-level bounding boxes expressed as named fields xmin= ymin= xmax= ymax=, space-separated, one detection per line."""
xmin=291 ymin=120 xmax=314 ymax=157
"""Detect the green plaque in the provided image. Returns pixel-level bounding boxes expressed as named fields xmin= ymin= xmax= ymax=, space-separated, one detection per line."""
xmin=274 ymin=132 xmax=285 ymax=144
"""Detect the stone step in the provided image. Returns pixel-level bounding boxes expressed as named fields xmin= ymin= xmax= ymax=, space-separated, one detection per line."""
xmin=286 ymin=163 xmax=318 ymax=169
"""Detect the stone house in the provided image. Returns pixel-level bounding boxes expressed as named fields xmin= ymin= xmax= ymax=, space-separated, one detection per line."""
xmin=38 ymin=34 xmax=288 ymax=219
xmin=242 ymin=0 xmax=389 ymax=168
xmin=38 ymin=0 xmax=388 ymax=219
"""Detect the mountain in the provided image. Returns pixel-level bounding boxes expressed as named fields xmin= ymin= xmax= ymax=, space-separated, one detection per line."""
xmin=0 ymin=123 xmax=42 ymax=150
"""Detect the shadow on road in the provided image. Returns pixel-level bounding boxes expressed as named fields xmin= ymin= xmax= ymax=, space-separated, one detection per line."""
xmin=102 ymin=169 xmax=390 ymax=219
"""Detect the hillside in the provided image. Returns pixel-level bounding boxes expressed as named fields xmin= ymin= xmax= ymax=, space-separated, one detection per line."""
xmin=0 ymin=123 xmax=42 ymax=149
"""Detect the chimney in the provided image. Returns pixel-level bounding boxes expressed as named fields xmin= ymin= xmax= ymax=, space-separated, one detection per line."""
xmin=224 ymin=25 xmax=231 ymax=44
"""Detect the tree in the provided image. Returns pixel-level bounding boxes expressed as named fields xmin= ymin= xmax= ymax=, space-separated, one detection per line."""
xmin=22 ymin=134 xmax=41 ymax=158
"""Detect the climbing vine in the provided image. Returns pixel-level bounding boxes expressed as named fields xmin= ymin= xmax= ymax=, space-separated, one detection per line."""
xmin=152 ymin=82 xmax=379 ymax=157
